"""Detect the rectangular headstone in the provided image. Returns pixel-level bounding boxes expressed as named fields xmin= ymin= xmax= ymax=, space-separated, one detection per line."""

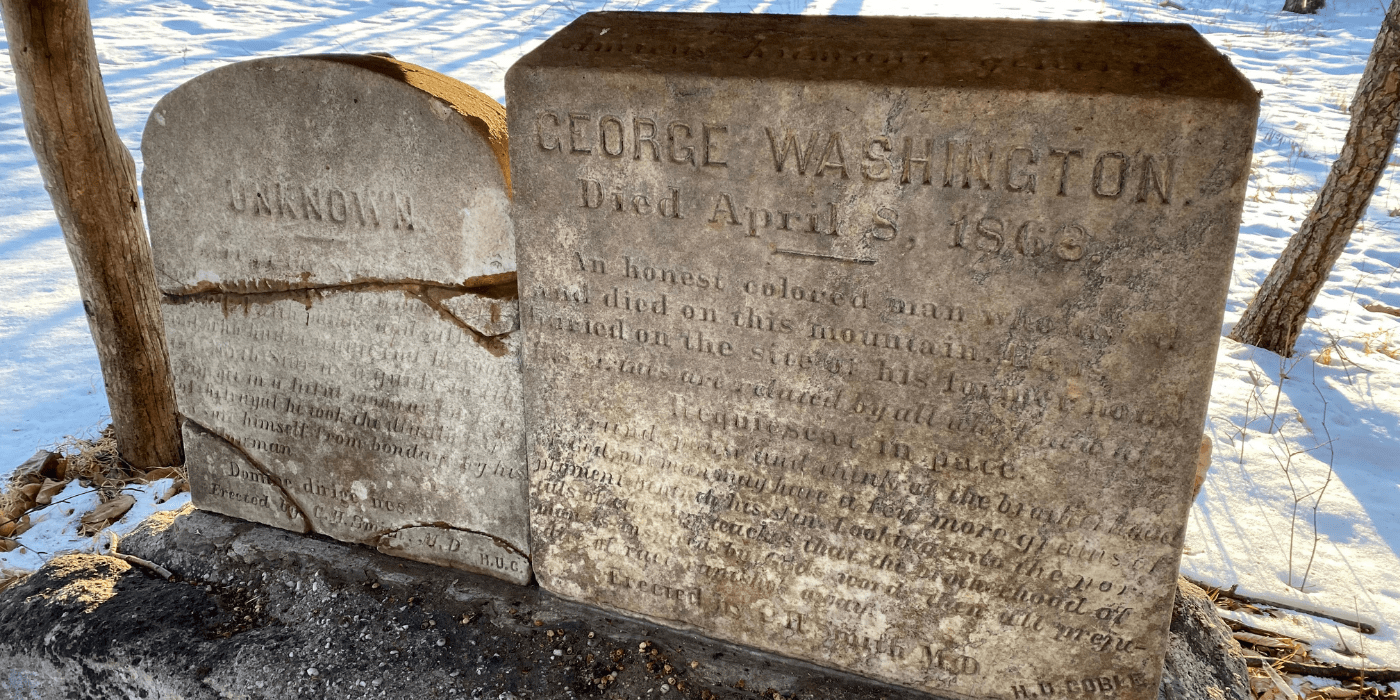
xmin=508 ymin=13 xmax=1256 ymax=697
xmin=145 ymin=55 xmax=530 ymax=584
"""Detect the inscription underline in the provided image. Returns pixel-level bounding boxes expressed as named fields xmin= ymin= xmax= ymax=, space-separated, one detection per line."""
xmin=772 ymin=249 xmax=877 ymax=265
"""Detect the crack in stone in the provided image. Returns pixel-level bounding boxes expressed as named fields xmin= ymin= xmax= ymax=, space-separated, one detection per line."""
xmin=374 ymin=521 xmax=528 ymax=561
xmin=163 ymin=275 xmax=517 ymax=357
xmin=182 ymin=416 xmax=315 ymax=534
xmin=162 ymin=273 xmax=514 ymax=306
xmin=415 ymin=290 xmax=511 ymax=357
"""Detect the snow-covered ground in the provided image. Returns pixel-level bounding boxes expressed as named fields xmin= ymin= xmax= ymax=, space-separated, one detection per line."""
xmin=2 ymin=0 xmax=1397 ymax=676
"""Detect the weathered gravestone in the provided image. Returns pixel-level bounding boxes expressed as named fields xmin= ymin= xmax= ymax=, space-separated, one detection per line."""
xmin=145 ymin=55 xmax=530 ymax=584
xmin=508 ymin=13 xmax=1256 ymax=698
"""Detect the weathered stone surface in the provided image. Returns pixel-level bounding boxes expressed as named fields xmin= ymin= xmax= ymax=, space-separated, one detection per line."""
xmin=145 ymin=55 xmax=513 ymax=290
xmin=144 ymin=55 xmax=529 ymax=583
xmin=1159 ymin=579 xmax=1252 ymax=700
xmin=0 ymin=508 xmax=1249 ymax=699
xmin=508 ymin=13 xmax=1256 ymax=699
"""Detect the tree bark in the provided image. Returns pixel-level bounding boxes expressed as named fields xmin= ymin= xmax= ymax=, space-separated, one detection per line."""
xmin=1282 ymin=0 xmax=1325 ymax=15
xmin=1231 ymin=0 xmax=1400 ymax=356
xmin=1 ymin=0 xmax=182 ymax=467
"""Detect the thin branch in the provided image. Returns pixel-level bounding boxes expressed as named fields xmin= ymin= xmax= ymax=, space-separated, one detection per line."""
xmin=104 ymin=530 xmax=172 ymax=580
xmin=1243 ymin=656 xmax=1400 ymax=683
xmin=1185 ymin=576 xmax=1377 ymax=634
xmin=1301 ymin=362 xmax=1337 ymax=591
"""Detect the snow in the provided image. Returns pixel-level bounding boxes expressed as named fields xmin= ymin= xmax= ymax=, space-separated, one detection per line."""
xmin=0 ymin=478 xmax=189 ymax=576
xmin=2 ymin=0 xmax=1397 ymax=673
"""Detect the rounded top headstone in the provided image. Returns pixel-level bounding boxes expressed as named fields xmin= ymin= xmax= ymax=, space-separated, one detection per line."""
xmin=143 ymin=54 xmax=512 ymax=295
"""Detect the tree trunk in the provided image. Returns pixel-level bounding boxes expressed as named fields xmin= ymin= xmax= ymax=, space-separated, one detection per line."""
xmin=1282 ymin=0 xmax=1325 ymax=15
xmin=1 ymin=0 xmax=182 ymax=467
xmin=1231 ymin=0 xmax=1400 ymax=356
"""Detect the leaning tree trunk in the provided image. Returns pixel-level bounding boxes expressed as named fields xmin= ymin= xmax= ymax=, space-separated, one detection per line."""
xmin=1231 ymin=0 xmax=1400 ymax=356
xmin=1 ymin=0 xmax=182 ymax=467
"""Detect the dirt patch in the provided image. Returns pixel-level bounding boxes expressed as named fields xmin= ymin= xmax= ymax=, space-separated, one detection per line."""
xmin=0 ymin=507 xmax=1269 ymax=700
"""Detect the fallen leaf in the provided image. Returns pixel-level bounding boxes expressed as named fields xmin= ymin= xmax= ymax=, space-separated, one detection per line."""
xmin=12 ymin=514 xmax=33 ymax=537
xmin=0 ymin=520 xmax=15 ymax=538
xmin=142 ymin=467 xmax=181 ymax=482
xmin=79 ymin=494 xmax=136 ymax=536
xmin=1250 ymin=674 xmax=1275 ymax=696
xmin=1317 ymin=688 xmax=1361 ymax=699
xmin=34 ymin=478 xmax=68 ymax=506
xmin=12 ymin=450 xmax=59 ymax=480
xmin=0 ymin=538 xmax=16 ymax=553
xmin=1364 ymin=303 xmax=1400 ymax=317
xmin=0 ymin=501 xmax=25 ymax=521
xmin=156 ymin=480 xmax=185 ymax=504
xmin=1233 ymin=631 xmax=1296 ymax=649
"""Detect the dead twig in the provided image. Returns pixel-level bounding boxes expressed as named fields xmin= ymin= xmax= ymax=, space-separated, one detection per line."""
xmin=1184 ymin=576 xmax=1377 ymax=634
xmin=104 ymin=531 xmax=171 ymax=580
xmin=1224 ymin=617 xmax=1304 ymax=641
xmin=1301 ymin=362 xmax=1337 ymax=591
xmin=110 ymin=553 xmax=173 ymax=580
xmin=1244 ymin=656 xmax=1400 ymax=683
xmin=1257 ymin=658 xmax=1302 ymax=700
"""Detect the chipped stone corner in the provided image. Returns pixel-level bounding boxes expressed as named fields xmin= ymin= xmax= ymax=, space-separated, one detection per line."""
xmin=428 ymin=287 xmax=520 ymax=338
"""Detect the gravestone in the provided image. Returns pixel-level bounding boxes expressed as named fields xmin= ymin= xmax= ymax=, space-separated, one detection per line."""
xmin=508 ymin=13 xmax=1256 ymax=698
xmin=145 ymin=55 xmax=530 ymax=584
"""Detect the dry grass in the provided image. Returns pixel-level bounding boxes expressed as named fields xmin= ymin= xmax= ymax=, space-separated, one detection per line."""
xmin=0 ymin=425 xmax=187 ymax=554
xmin=1203 ymin=592 xmax=1399 ymax=700
xmin=1357 ymin=329 xmax=1400 ymax=360
xmin=1316 ymin=329 xmax=1400 ymax=366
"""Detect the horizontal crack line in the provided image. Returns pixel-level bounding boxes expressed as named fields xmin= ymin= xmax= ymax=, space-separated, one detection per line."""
xmin=162 ymin=274 xmax=516 ymax=305
xmin=375 ymin=522 xmax=530 ymax=561
xmin=162 ymin=278 xmax=515 ymax=356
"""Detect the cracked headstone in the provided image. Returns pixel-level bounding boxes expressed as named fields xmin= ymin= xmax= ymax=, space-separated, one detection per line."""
xmin=145 ymin=54 xmax=529 ymax=584
xmin=509 ymin=13 xmax=1256 ymax=698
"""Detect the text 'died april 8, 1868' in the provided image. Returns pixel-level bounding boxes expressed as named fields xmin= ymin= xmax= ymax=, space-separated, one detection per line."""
xmin=510 ymin=14 xmax=1256 ymax=700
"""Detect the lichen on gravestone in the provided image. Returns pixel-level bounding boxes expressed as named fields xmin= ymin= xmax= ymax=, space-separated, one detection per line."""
xmin=508 ymin=12 xmax=1257 ymax=698
xmin=143 ymin=54 xmax=529 ymax=584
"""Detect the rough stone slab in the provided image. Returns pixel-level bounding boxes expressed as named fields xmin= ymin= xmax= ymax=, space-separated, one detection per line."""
xmin=144 ymin=55 xmax=513 ymax=292
xmin=508 ymin=12 xmax=1257 ymax=700
xmin=144 ymin=55 xmax=528 ymax=583
xmin=1159 ymin=581 xmax=1251 ymax=700
xmin=0 ymin=508 xmax=1249 ymax=700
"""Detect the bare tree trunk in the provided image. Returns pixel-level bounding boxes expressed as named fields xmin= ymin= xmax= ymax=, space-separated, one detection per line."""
xmin=1282 ymin=0 xmax=1325 ymax=15
xmin=1 ymin=0 xmax=182 ymax=467
xmin=1231 ymin=0 xmax=1400 ymax=356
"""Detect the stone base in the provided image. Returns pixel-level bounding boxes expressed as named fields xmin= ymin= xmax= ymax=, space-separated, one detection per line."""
xmin=0 ymin=507 xmax=1250 ymax=700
